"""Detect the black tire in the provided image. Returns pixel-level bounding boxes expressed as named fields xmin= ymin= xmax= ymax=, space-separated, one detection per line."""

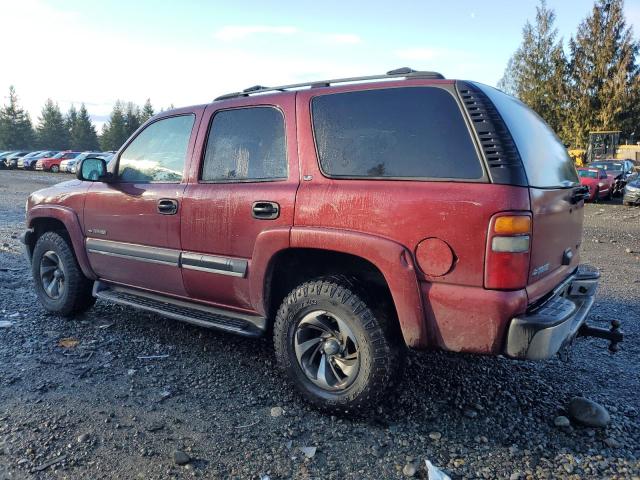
xmin=273 ymin=276 xmax=404 ymax=413
xmin=50 ymin=165 xmax=59 ymax=173
xmin=31 ymin=231 xmax=95 ymax=316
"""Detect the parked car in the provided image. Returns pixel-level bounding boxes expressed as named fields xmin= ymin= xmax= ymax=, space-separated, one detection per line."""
xmin=61 ymin=151 xmax=107 ymax=173
xmin=623 ymin=177 xmax=640 ymax=206
xmin=35 ymin=151 xmax=81 ymax=172
xmin=589 ymin=160 xmax=637 ymax=196
xmin=69 ymin=153 xmax=113 ymax=174
xmin=20 ymin=69 xmax=621 ymax=411
xmin=0 ymin=150 xmax=18 ymax=169
xmin=4 ymin=150 xmax=31 ymax=169
xmin=21 ymin=151 xmax=60 ymax=170
xmin=577 ymin=167 xmax=613 ymax=201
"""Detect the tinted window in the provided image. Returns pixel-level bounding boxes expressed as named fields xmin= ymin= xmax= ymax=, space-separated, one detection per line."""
xmin=311 ymin=87 xmax=482 ymax=179
xmin=118 ymin=114 xmax=195 ymax=183
xmin=201 ymin=107 xmax=287 ymax=182
xmin=475 ymin=83 xmax=579 ymax=188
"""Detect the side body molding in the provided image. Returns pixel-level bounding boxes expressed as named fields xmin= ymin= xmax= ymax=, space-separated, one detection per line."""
xmin=27 ymin=205 xmax=97 ymax=280
xmin=290 ymin=227 xmax=427 ymax=348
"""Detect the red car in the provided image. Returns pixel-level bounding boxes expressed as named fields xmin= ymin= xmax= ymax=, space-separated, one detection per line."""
xmin=577 ymin=167 xmax=613 ymax=201
xmin=20 ymin=69 xmax=621 ymax=411
xmin=35 ymin=151 xmax=81 ymax=173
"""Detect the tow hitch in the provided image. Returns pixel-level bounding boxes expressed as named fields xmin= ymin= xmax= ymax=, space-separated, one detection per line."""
xmin=578 ymin=320 xmax=623 ymax=352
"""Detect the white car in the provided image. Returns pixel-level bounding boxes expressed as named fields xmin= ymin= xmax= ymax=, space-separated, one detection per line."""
xmin=63 ymin=152 xmax=107 ymax=173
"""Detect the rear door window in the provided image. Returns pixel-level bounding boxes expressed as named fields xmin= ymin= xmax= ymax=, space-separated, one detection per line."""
xmin=201 ymin=107 xmax=287 ymax=182
xmin=474 ymin=83 xmax=579 ymax=188
xmin=311 ymin=87 xmax=483 ymax=180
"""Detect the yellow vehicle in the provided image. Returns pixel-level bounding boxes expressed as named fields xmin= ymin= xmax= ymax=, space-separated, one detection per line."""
xmin=568 ymin=148 xmax=586 ymax=166
xmin=616 ymin=144 xmax=640 ymax=164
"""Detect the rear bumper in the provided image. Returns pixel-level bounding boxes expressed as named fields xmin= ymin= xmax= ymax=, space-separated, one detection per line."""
xmin=504 ymin=264 xmax=599 ymax=360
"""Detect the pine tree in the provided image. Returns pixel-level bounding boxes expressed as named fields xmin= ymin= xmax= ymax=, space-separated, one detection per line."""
xmin=66 ymin=104 xmax=78 ymax=136
xmin=124 ymin=102 xmax=141 ymax=138
xmin=567 ymin=0 xmax=640 ymax=147
xmin=0 ymin=86 xmax=35 ymax=149
xmin=36 ymin=99 xmax=69 ymax=149
xmin=498 ymin=0 xmax=568 ymax=138
xmin=140 ymin=98 xmax=154 ymax=123
xmin=99 ymin=101 xmax=128 ymax=151
xmin=70 ymin=104 xmax=99 ymax=151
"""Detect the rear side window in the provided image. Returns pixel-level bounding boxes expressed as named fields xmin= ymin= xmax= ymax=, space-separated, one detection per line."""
xmin=475 ymin=83 xmax=579 ymax=188
xmin=311 ymin=87 xmax=483 ymax=179
xmin=201 ymin=107 xmax=287 ymax=182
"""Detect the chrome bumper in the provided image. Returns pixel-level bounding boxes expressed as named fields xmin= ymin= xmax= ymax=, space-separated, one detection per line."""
xmin=505 ymin=265 xmax=599 ymax=360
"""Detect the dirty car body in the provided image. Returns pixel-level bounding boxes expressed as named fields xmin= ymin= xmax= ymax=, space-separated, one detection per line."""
xmin=20 ymin=69 xmax=622 ymax=410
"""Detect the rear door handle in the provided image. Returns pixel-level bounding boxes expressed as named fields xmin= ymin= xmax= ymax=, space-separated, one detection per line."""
xmin=252 ymin=201 xmax=280 ymax=220
xmin=157 ymin=198 xmax=179 ymax=215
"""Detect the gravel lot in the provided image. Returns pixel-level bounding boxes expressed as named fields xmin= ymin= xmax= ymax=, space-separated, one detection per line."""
xmin=0 ymin=170 xmax=639 ymax=479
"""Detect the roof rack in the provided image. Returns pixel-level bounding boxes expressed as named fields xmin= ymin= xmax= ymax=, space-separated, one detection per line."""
xmin=214 ymin=67 xmax=445 ymax=101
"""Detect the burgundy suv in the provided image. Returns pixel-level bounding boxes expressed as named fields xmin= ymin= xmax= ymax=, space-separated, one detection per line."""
xmin=21 ymin=68 xmax=621 ymax=411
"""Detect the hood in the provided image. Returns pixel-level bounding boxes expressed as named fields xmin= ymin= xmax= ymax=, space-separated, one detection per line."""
xmin=27 ymin=179 xmax=90 ymax=212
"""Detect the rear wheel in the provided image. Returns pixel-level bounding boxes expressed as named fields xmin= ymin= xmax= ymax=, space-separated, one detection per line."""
xmin=32 ymin=231 xmax=95 ymax=316
xmin=273 ymin=276 xmax=404 ymax=412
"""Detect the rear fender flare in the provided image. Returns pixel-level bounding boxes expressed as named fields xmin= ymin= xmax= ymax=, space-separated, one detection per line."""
xmin=289 ymin=227 xmax=427 ymax=348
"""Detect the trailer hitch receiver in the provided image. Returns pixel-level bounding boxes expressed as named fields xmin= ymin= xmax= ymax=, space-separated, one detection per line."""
xmin=578 ymin=320 xmax=623 ymax=352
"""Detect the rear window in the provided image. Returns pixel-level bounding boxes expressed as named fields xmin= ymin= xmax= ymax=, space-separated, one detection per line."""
xmin=578 ymin=170 xmax=598 ymax=178
xmin=475 ymin=83 xmax=578 ymax=188
xmin=311 ymin=87 xmax=483 ymax=180
xmin=591 ymin=162 xmax=623 ymax=171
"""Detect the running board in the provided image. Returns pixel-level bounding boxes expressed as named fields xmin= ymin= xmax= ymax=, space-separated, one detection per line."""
xmin=93 ymin=281 xmax=266 ymax=337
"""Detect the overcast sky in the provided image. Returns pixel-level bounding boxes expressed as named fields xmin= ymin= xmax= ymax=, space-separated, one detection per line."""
xmin=2 ymin=0 xmax=639 ymax=130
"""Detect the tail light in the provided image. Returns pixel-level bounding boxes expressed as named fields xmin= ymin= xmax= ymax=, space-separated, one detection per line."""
xmin=485 ymin=212 xmax=531 ymax=290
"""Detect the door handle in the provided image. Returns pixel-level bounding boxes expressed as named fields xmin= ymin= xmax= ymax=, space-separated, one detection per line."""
xmin=252 ymin=201 xmax=280 ymax=219
xmin=157 ymin=198 xmax=179 ymax=215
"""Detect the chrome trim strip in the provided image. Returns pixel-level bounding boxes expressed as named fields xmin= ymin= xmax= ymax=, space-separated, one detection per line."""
xmin=86 ymin=238 xmax=248 ymax=277
xmin=86 ymin=238 xmax=180 ymax=266
xmin=180 ymin=252 xmax=247 ymax=278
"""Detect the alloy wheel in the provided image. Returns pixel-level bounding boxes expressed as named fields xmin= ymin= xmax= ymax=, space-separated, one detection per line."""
xmin=293 ymin=310 xmax=361 ymax=391
xmin=40 ymin=251 xmax=65 ymax=299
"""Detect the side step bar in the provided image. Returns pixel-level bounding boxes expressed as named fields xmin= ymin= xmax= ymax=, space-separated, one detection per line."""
xmin=93 ymin=281 xmax=266 ymax=337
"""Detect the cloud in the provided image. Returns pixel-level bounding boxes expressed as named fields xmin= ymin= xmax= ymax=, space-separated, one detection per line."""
xmin=323 ymin=33 xmax=362 ymax=45
xmin=214 ymin=25 xmax=299 ymax=42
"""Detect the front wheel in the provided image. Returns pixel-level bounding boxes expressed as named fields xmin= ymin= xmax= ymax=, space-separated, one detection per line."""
xmin=32 ymin=231 xmax=95 ymax=316
xmin=50 ymin=165 xmax=59 ymax=173
xmin=273 ymin=277 xmax=404 ymax=412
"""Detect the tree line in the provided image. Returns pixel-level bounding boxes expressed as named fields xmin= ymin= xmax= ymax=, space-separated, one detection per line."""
xmin=499 ymin=0 xmax=639 ymax=148
xmin=0 ymin=88 xmax=161 ymax=152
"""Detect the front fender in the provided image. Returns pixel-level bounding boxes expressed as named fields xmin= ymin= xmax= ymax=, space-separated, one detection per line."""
xmin=290 ymin=227 xmax=427 ymax=348
xmin=28 ymin=205 xmax=97 ymax=280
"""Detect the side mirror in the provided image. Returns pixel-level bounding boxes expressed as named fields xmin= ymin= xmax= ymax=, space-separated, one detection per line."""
xmin=77 ymin=157 xmax=109 ymax=182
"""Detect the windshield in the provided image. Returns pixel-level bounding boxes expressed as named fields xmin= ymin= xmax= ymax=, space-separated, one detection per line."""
xmin=52 ymin=152 xmax=66 ymax=159
xmin=591 ymin=162 xmax=623 ymax=171
xmin=578 ymin=170 xmax=598 ymax=178
xmin=474 ymin=83 xmax=579 ymax=188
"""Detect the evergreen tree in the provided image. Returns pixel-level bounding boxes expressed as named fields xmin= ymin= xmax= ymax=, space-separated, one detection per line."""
xmin=0 ymin=86 xmax=35 ymax=149
xmin=99 ymin=101 xmax=128 ymax=151
xmin=36 ymin=99 xmax=69 ymax=149
xmin=70 ymin=104 xmax=99 ymax=151
xmin=140 ymin=98 xmax=154 ymax=123
xmin=66 ymin=104 xmax=78 ymax=135
xmin=567 ymin=0 xmax=640 ymax=147
xmin=124 ymin=102 xmax=141 ymax=137
xmin=498 ymin=0 xmax=568 ymax=138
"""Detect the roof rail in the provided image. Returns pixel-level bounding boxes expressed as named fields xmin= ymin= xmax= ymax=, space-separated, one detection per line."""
xmin=214 ymin=67 xmax=445 ymax=101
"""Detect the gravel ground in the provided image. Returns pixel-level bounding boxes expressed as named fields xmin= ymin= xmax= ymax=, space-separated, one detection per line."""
xmin=0 ymin=170 xmax=639 ymax=480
